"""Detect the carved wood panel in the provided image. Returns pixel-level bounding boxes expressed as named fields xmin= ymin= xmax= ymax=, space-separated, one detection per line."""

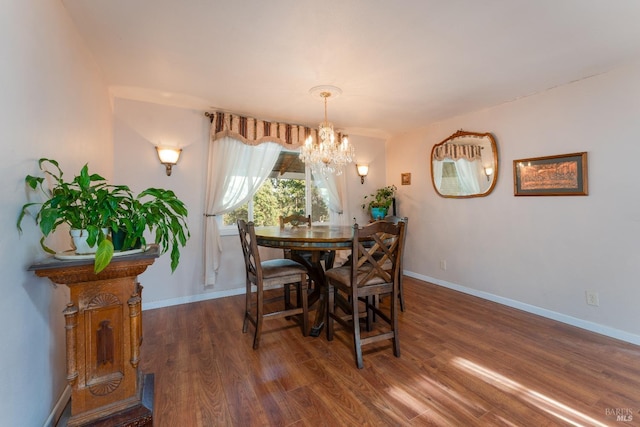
xmin=85 ymin=294 xmax=123 ymax=396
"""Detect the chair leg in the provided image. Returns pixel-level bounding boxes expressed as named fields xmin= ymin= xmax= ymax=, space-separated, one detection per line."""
xmin=300 ymin=275 xmax=309 ymax=336
xmin=243 ymin=280 xmax=251 ymax=333
xmin=243 ymin=311 xmax=250 ymax=334
xmin=326 ymin=283 xmax=335 ymax=341
xmin=352 ymin=289 xmax=364 ymax=369
xmin=253 ymin=285 xmax=264 ymax=349
xmin=392 ymin=288 xmax=400 ymax=358
xmin=284 ymin=284 xmax=292 ymax=310
xmin=324 ymin=250 xmax=336 ymax=269
xmin=399 ymin=275 xmax=405 ymax=312
xmin=296 ymin=281 xmax=303 ymax=309
xmin=366 ymin=295 xmax=378 ymax=330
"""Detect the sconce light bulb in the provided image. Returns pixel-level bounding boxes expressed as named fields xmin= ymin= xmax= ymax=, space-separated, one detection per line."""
xmin=156 ymin=146 xmax=182 ymax=177
xmin=484 ymin=167 xmax=494 ymax=181
xmin=356 ymin=164 xmax=369 ymax=184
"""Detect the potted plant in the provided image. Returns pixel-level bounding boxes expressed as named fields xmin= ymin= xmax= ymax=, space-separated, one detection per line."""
xmin=361 ymin=185 xmax=397 ymax=220
xmin=17 ymin=159 xmax=122 ymax=270
xmin=17 ymin=158 xmax=190 ymax=273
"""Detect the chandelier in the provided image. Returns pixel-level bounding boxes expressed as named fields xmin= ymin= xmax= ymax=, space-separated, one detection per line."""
xmin=299 ymin=86 xmax=355 ymax=175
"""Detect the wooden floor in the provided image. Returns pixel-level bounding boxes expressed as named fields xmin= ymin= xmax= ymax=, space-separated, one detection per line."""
xmin=139 ymin=276 xmax=640 ymax=426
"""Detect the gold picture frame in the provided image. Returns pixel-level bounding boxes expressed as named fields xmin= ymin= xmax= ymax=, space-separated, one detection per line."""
xmin=401 ymin=173 xmax=411 ymax=185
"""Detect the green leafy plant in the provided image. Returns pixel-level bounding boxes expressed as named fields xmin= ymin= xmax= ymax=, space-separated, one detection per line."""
xmin=17 ymin=158 xmax=190 ymax=274
xmin=113 ymin=187 xmax=190 ymax=272
xmin=361 ymin=185 xmax=397 ymax=210
xmin=17 ymin=159 xmax=121 ymax=271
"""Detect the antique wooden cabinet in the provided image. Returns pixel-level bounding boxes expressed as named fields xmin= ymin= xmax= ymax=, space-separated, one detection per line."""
xmin=29 ymin=246 xmax=159 ymax=426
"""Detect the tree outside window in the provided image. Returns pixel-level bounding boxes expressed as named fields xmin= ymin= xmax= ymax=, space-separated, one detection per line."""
xmin=222 ymin=151 xmax=329 ymax=227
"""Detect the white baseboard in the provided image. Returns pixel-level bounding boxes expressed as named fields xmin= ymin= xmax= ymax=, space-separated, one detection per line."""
xmin=44 ymin=385 xmax=71 ymax=427
xmin=140 ymin=273 xmax=640 ymax=346
xmin=405 ymin=271 xmax=640 ymax=346
xmin=142 ymin=286 xmax=245 ymax=311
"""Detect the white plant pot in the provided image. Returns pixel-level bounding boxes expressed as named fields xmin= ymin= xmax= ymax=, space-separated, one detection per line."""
xmin=70 ymin=228 xmax=108 ymax=255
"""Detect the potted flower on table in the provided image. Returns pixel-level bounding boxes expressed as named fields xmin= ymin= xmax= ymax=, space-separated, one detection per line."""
xmin=361 ymin=185 xmax=397 ymax=220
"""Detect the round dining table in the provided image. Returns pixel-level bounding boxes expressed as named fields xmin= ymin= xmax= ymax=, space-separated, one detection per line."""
xmin=254 ymin=224 xmax=355 ymax=336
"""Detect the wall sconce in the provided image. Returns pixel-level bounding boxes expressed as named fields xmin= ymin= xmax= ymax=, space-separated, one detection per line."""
xmin=356 ymin=164 xmax=369 ymax=184
xmin=156 ymin=146 xmax=182 ymax=176
xmin=484 ymin=166 xmax=494 ymax=181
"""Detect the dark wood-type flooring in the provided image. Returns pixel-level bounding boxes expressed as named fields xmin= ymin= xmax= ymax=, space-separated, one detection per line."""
xmin=139 ymin=276 xmax=640 ymax=426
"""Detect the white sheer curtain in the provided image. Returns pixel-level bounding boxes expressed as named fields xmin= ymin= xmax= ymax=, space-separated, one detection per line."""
xmin=312 ymin=169 xmax=351 ymax=225
xmin=313 ymin=169 xmax=350 ymax=266
xmin=333 ymin=172 xmax=350 ymax=226
xmin=204 ymin=136 xmax=282 ymax=285
xmin=454 ymin=159 xmax=481 ymax=195
xmin=432 ymin=160 xmax=443 ymax=191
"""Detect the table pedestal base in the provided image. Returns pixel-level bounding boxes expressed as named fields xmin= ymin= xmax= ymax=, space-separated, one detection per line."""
xmin=309 ymin=324 xmax=323 ymax=337
xmin=309 ymin=293 xmax=325 ymax=337
xmin=254 ymin=225 xmax=353 ymax=339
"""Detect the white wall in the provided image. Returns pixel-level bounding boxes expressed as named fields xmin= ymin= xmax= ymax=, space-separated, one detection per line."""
xmin=1 ymin=2 xmax=112 ymax=426
xmin=112 ymin=99 xmax=387 ymax=306
xmin=350 ymin=134 xmax=389 ymax=224
xmin=113 ymin=98 xmax=210 ymax=304
xmin=387 ymin=62 xmax=640 ymax=343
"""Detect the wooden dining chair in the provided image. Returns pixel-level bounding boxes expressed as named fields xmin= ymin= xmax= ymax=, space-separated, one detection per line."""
xmin=360 ymin=215 xmax=408 ymax=330
xmin=279 ymin=214 xmax=311 ymax=228
xmin=237 ymin=219 xmax=309 ymax=349
xmin=325 ymin=220 xmax=406 ymax=368
xmin=279 ymin=213 xmax=335 ymax=274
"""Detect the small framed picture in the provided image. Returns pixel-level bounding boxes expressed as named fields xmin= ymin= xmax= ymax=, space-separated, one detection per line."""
xmin=401 ymin=173 xmax=411 ymax=185
xmin=513 ymin=152 xmax=588 ymax=196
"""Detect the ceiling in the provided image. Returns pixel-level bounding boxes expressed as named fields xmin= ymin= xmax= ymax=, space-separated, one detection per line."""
xmin=270 ymin=151 xmax=305 ymax=178
xmin=62 ymin=0 xmax=640 ymax=139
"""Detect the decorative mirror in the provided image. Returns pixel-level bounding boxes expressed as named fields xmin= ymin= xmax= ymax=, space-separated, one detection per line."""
xmin=431 ymin=130 xmax=498 ymax=198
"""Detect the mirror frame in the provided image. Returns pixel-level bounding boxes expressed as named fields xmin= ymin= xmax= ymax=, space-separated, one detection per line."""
xmin=430 ymin=130 xmax=498 ymax=198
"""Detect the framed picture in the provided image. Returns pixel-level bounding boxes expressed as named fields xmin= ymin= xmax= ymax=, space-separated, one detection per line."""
xmin=513 ymin=152 xmax=588 ymax=196
xmin=401 ymin=173 xmax=411 ymax=185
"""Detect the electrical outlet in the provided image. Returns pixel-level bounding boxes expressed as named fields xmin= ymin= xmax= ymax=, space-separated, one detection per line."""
xmin=440 ymin=260 xmax=447 ymax=271
xmin=585 ymin=291 xmax=599 ymax=306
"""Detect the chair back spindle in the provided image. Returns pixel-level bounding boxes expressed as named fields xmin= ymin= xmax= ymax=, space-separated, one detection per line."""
xmin=279 ymin=214 xmax=312 ymax=229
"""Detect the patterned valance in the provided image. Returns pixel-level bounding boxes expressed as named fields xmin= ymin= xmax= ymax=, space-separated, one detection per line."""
xmin=432 ymin=143 xmax=483 ymax=161
xmin=206 ymin=111 xmax=345 ymax=149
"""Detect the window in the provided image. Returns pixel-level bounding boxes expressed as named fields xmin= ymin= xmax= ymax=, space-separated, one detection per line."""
xmin=439 ymin=161 xmax=463 ymax=196
xmin=221 ymin=150 xmax=329 ymax=229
